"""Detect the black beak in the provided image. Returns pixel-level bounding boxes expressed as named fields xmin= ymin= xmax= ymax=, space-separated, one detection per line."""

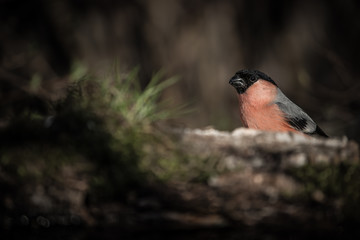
xmin=229 ymin=76 xmax=246 ymax=93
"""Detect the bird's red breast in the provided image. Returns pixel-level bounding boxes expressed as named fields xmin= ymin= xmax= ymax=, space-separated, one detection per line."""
xmin=237 ymin=79 xmax=297 ymax=133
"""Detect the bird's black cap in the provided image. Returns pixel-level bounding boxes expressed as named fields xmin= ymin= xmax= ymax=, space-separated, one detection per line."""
xmin=229 ymin=69 xmax=277 ymax=94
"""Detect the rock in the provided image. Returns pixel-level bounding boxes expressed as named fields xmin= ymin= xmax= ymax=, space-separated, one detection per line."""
xmin=174 ymin=127 xmax=359 ymax=170
xmin=149 ymin=127 xmax=360 ymax=229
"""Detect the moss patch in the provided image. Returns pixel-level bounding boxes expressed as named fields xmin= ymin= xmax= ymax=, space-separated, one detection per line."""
xmin=290 ymin=163 xmax=360 ymax=222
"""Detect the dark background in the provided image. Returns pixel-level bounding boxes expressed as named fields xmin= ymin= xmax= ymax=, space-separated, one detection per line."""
xmin=1 ymin=0 xmax=360 ymax=140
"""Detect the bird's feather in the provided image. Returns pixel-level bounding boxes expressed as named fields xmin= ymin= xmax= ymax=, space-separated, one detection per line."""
xmin=274 ymin=89 xmax=327 ymax=137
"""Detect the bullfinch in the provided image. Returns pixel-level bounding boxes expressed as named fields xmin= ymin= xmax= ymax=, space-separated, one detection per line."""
xmin=229 ymin=69 xmax=328 ymax=138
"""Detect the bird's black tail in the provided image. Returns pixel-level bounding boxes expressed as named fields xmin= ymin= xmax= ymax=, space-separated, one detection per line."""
xmin=314 ymin=125 xmax=328 ymax=138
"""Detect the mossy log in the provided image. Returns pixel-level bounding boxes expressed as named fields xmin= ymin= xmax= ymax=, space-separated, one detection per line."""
xmin=2 ymin=128 xmax=360 ymax=237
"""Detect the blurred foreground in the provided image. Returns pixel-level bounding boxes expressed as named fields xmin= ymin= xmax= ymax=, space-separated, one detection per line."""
xmin=1 ymin=72 xmax=360 ymax=239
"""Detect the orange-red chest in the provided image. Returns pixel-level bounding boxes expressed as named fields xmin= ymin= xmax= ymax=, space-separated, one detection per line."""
xmin=237 ymin=80 xmax=296 ymax=132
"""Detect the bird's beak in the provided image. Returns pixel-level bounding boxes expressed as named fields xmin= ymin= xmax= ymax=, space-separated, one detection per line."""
xmin=229 ymin=76 xmax=246 ymax=93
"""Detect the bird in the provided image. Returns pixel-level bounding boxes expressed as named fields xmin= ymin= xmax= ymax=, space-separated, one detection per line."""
xmin=229 ymin=69 xmax=328 ymax=138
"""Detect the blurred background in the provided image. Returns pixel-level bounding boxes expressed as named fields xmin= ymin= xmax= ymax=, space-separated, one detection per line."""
xmin=1 ymin=0 xmax=360 ymax=139
xmin=2 ymin=1 xmax=360 ymax=238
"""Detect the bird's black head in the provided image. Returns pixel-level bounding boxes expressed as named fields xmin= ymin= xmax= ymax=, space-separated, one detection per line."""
xmin=229 ymin=69 xmax=277 ymax=94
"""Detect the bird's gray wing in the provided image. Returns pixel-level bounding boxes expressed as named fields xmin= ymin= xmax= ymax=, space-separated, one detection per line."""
xmin=274 ymin=89 xmax=318 ymax=135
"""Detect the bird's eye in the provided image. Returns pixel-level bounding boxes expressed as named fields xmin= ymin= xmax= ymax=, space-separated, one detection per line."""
xmin=250 ymin=76 xmax=256 ymax=82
